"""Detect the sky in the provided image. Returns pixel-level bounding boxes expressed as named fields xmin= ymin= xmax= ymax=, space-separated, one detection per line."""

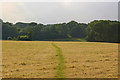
xmin=0 ymin=0 xmax=119 ymax=24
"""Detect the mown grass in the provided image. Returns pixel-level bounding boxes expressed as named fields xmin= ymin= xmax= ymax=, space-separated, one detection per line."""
xmin=55 ymin=42 xmax=118 ymax=78
xmin=2 ymin=41 xmax=58 ymax=78
xmin=51 ymin=43 xmax=65 ymax=78
xmin=2 ymin=41 xmax=118 ymax=78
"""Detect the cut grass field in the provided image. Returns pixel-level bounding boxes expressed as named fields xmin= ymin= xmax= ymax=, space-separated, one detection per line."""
xmin=2 ymin=41 xmax=57 ymax=78
xmin=54 ymin=42 xmax=118 ymax=78
xmin=2 ymin=41 xmax=118 ymax=78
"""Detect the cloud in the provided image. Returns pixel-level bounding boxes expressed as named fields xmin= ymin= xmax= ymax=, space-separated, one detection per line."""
xmin=0 ymin=3 xmax=2 ymax=18
xmin=1 ymin=0 xmax=119 ymax=2
xmin=2 ymin=2 xmax=27 ymax=23
xmin=1 ymin=2 xmax=118 ymax=24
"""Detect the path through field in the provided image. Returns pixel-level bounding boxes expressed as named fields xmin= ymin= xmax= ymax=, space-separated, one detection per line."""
xmin=2 ymin=41 xmax=118 ymax=78
xmin=52 ymin=43 xmax=65 ymax=78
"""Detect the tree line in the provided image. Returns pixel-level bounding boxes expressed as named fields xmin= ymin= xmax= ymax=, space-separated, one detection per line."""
xmin=1 ymin=19 xmax=120 ymax=42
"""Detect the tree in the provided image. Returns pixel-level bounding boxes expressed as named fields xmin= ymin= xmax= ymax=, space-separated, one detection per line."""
xmin=86 ymin=20 xmax=120 ymax=42
xmin=2 ymin=22 xmax=19 ymax=40
xmin=27 ymin=30 xmax=33 ymax=41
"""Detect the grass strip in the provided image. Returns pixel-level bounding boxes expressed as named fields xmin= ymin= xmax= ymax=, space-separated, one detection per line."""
xmin=52 ymin=43 xmax=65 ymax=78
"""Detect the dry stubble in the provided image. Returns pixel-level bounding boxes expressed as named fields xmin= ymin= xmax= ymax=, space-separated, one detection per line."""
xmin=2 ymin=41 xmax=57 ymax=78
xmin=55 ymin=42 xmax=118 ymax=78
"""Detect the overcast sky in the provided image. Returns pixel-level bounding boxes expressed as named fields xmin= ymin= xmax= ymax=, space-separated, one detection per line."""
xmin=0 ymin=0 xmax=119 ymax=24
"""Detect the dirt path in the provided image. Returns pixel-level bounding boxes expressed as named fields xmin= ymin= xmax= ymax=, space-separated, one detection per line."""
xmin=51 ymin=43 xmax=65 ymax=78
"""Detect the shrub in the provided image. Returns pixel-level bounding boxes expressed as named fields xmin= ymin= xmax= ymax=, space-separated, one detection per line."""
xmin=7 ymin=37 xmax=12 ymax=40
xmin=17 ymin=35 xmax=31 ymax=41
xmin=13 ymin=37 xmax=18 ymax=40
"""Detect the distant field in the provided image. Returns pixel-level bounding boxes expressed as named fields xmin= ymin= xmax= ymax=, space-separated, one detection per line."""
xmin=2 ymin=41 xmax=118 ymax=78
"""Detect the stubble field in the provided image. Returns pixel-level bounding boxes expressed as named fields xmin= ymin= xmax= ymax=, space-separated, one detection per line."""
xmin=2 ymin=41 xmax=118 ymax=78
